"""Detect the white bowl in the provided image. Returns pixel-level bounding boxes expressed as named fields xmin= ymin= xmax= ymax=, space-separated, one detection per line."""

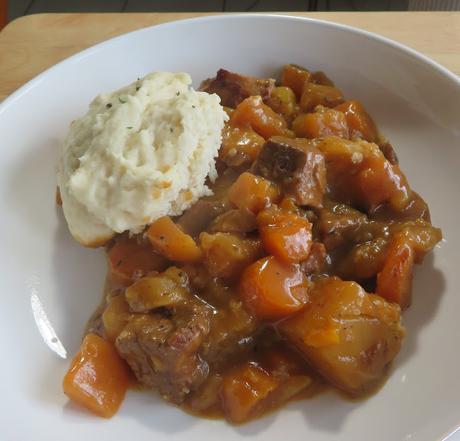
xmin=0 ymin=14 xmax=459 ymax=441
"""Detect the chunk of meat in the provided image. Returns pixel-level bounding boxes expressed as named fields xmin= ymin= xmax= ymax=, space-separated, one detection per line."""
xmin=200 ymin=69 xmax=275 ymax=108
xmin=116 ymin=298 xmax=212 ymax=404
xmin=240 ymin=256 xmax=310 ymax=321
xmin=209 ymin=209 xmax=257 ymax=234
xmin=338 ymin=237 xmax=390 ymax=280
xmin=199 ymin=232 xmax=263 ymax=279
xmin=230 ymin=96 xmax=293 ymax=139
xmin=292 ymin=107 xmax=349 ymax=139
xmin=252 ymin=136 xmax=326 ymax=207
xmin=316 ymin=202 xmax=367 ymax=250
xmin=176 ymin=199 xmax=228 ymax=237
xmin=378 ymin=141 xmax=399 ymax=165
xmin=300 ymin=241 xmax=328 ymax=274
xmin=278 ymin=278 xmax=404 ymax=395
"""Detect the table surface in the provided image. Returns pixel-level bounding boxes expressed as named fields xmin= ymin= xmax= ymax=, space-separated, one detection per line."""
xmin=0 ymin=11 xmax=459 ymax=101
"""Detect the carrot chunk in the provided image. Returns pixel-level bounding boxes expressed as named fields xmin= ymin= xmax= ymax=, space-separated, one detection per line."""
xmin=292 ymin=108 xmax=349 ymax=139
xmin=376 ymin=235 xmax=414 ymax=309
xmin=107 ymin=236 xmax=166 ymax=287
xmin=220 ymin=362 xmax=279 ymax=423
xmin=240 ymin=256 xmax=309 ymax=321
xmin=281 ymin=64 xmax=312 ymax=98
xmin=257 ymin=207 xmax=313 ymax=263
xmin=231 ymin=96 xmax=292 ymax=139
xmin=335 ymin=100 xmax=377 ymax=142
xmin=300 ymin=83 xmax=344 ymax=112
xmin=228 ymin=172 xmax=280 ymax=214
xmin=147 ymin=216 xmax=202 ymax=263
xmin=63 ymin=334 xmax=130 ymax=418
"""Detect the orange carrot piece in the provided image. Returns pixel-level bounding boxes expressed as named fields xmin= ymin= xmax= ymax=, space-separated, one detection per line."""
xmin=147 ymin=216 xmax=202 ymax=263
xmin=63 ymin=334 xmax=130 ymax=418
xmin=281 ymin=64 xmax=312 ymax=98
xmin=292 ymin=108 xmax=349 ymax=139
xmin=220 ymin=362 xmax=279 ymax=423
xmin=228 ymin=172 xmax=280 ymax=214
xmin=107 ymin=236 xmax=166 ymax=287
xmin=376 ymin=236 xmax=414 ymax=309
xmin=335 ymin=100 xmax=377 ymax=142
xmin=257 ymin=207 xmax=313 ymax=263
xmin=230 ymin=96 xmax=292 ymax=139
xmin=240 ymin=256 xmax=309 ymax=321
xmin=300 ymin=82 xmax=344 ymax=112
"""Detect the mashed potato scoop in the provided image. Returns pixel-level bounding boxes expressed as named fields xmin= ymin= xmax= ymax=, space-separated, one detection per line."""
xmin=57 ymin=72 xmax=227 ymax=247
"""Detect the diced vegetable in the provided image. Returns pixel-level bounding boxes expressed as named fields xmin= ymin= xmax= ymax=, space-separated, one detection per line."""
xmin=240 ymin=256 xmax=309 ymax=320
xmin=228 ymin=172 xmax=280 ymax=214
xmin=317 ymin=136 xmax=411 ymax=211
xmin=220 ymin=362 xmax=279 ymax=423
xmin=278 ymin=278 xmax=404 ymax=394
xmin=147 ymin=216 xmax=202 ymax=263
xmin=266 ymin=86 xmax=298 ymax=121
xmin=209 ymin=209 xmax=257 ymax=234
xmin=300 ymin=83 xmax=344 ymax=112
xmin=311 ymin=71 xmax=334 ymax=86
xmin=338 ymin=237 xmax=389 ymax=280
xmin=219 ymin=124 xmax=265 ymax=167
xmin=257 ymin=206 xmax=313 ymax=263
xmin=102 ymin=295 xmax=134 ymax=342
xmin=292 ymin=107 xmax=349 ymax=139
xmin=390 ymin=220 xmax=442 ymax=263
xmin=231 ymin=96 xmax=293 ymax=139
xmin=335 ymin=100 xmax=378 ymax=142
xmin=107 ymin=236 xmax=166 ymax=286
xmin=281 ymin=64 xmax=312 ymax=98
xmin=63 ymin=333 xmax=130 ymax=418
xmin=125 ymin=269 xmax=190 ymax=313
xmin=376 ymin=235 xmax=414 ymax=309
xmin=200 ymin=232 xmax=263 ymax=279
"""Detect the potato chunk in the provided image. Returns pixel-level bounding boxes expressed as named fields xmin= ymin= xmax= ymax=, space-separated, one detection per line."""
xmin=278 ymin=278 xmax=404 ymax=395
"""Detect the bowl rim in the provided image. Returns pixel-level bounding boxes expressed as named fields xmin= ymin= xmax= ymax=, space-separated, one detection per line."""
xmin=0 ymin=13 xmax=458 ymax=118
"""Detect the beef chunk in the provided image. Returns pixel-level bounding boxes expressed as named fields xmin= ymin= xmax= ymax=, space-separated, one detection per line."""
xmin=252 ymin=136 xmax=326 ymax=207
xmin=378 ymin=141 xmax=398 ymax=165
xmin=176 ymin=199 xmax=228 ymax=237
xmin=200 ymin=69 xmax=275 ymax=108
xmin=116 ymin=298 xmax=212 ymax=404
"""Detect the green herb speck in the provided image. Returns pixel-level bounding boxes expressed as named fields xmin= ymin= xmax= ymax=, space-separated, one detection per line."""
xmin=176 ymin=92 xmax=180 ymax=96
xmin=192 ymin=105 xmax=196 ymax=109
xmin=127 ymin=126 xmax=133 ymax=129
xmin=106 ymin=103 xmax=112 ymax=109
xmin=119 ymin=97 xmax=127 ymax=104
